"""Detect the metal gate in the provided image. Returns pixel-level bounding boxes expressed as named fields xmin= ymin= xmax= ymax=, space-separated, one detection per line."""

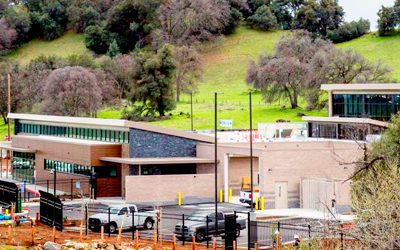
xmin=39 ymin=190 xmax=63 ymax=231
xmin=0 ymin=180 xmax=21 ymax=213
xmin=225 ymin=213 xmax=237 ymax=250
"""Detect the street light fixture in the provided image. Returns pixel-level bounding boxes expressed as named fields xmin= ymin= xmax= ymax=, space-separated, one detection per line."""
xmin=214 ymin=92 xmax=223 ymax=235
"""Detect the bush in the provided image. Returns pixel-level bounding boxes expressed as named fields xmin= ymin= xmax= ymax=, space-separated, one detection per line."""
xmin=247 ymin=5 xmax=278 ymax=31
xmin=327 ymin=19 xmax=370 ymax=43
xmin=84 ymin=25 xmax=112 ymax=54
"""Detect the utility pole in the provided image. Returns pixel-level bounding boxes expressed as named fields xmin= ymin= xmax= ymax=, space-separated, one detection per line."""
xmin=214 ymin=92 xmax=218 ymax=235
xmin=190 ymin=93 xmax=194 ymax=131
xmin=7 ymin=74 xmax=11 ymax=139
xmin=249 ymin=92 xmax=254 ymax=212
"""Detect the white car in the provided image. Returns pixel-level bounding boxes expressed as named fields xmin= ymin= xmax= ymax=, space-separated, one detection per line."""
xmin=89 ymin=204 xmax=157 ymax=234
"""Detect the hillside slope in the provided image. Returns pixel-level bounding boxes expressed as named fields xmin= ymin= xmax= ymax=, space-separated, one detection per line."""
xmin=336 ymin=32 xmax=400 ymax=80
xmin=6 ymin=32 xmax=88 ymax=65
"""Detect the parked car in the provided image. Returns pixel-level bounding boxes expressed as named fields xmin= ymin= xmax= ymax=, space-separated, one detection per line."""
xmin=174 ymin=211 xmax=246 ymax=242
xmin=89 ymin=204 xmax=157 ymax=233
xmin=239 ymin=189 xmax=260 ymax=206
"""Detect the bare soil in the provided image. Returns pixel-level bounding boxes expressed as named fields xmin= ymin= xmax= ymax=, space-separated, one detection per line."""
xmin=0 ymin=223 xmax=226 ymax=249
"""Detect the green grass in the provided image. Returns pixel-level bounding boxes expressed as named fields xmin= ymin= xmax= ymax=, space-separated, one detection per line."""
xmin=99 ymin=27 xmax=328 ymax=129
xmin=3 ymin=26 xmax=329 ymax=130
xmin=336 ymin=31 xmax=400 ymax=80
xmin=6 ymin=31 xmax=88 ymax=65
xmin=0 ymin=119 xmax=13 ymax=141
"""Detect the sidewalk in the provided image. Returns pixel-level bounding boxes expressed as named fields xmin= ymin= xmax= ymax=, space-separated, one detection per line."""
xmin=255 ymin=208 xmax=355 ymax=221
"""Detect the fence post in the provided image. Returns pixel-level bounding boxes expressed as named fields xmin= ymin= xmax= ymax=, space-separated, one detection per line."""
xmin=108 ymin=207 xmax=111 ymax=238
xmin=157 ymin=212 xmax=159 ymax=243
xmin=24 ymin=181 xmax=26 ymax=202
xmin=278 ymin=222 xmax=280 ymax=232
xmin=182 ymin=213 xmax=185 ymax=246
xmin=308 ymin=225 xmax=311 ymax=250
xmin=206 ymin=216 xmax=209 ymax=248
xmin=85 ymin=205 xmax=88 ymax=236
xmin=47 ymin=180 xmax=49 ymax=193
xmin=247 ymin=212 xmax=251 ymax=250
xmin=341 ymin=232 xmax=344 ymax=250
xmin=132 ymin=210 xmax=135 ymax=240
xmin=70 ymin=179 xmax=73 ymax=201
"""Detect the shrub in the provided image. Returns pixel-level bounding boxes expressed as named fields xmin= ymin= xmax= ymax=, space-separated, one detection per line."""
xmin=327 ymin=19 xmax=370 ymax=43
xmin=247 ymin=5 xmax=278 ymax=31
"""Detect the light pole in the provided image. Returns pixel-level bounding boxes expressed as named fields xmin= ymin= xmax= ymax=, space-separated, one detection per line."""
xmin=249 ymin=92 xmax=254 ymax=212
xmin=214 ymin=92 xmax=223 ymax=235
xmin=190 ymin=92 xmax=194 ymax=131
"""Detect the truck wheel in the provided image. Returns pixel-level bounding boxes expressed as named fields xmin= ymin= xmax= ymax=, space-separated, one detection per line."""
xmin=144 ymin=218 xmax=154 ymax=230
xmin=236 ymin=225 xmax=241 ymax=237
xmin=196 ymin=230 xmax=206 ymax=242
xmin=109 ymin=222 xmax=118 ymax=234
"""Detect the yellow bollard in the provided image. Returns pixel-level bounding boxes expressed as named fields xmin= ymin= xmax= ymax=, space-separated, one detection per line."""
xmin=220 ymin=190 xmax=223 ymax=203
xmin=255 ymin=196 xmax=259 ymax=210
xmin=229 ymin=189 xmax=232 ymax=203
xmin=261 ymin=197 xmax=265 ymax=211
xmin=178 ymin=192 xmax=182 ymax=206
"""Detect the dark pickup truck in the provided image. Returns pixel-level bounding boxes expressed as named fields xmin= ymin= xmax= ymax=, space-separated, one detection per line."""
xmin=174 ymin=211 xmax=247 ymax=242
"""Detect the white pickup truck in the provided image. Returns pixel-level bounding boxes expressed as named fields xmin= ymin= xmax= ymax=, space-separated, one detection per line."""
xmin=239 ymin=190 xmax=260 ymax=206
xmin=89 ymin=204 xmax=157 ymax=234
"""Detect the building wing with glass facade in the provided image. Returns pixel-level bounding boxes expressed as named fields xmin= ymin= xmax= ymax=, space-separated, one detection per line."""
xmin=303 ymin=84 xmax=399 ymax=140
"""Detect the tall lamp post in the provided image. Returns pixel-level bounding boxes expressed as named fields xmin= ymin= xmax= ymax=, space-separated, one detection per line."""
xmin=214 ymin=92 xmax=223 ymax=235
xmin=249 ymin=92 xmax=254 ymax=212
xmin=190 ymin=92 xmax=194 ymax=131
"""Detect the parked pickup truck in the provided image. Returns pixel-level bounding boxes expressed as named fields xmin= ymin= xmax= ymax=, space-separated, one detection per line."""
xmin=89 ymin=204 xmax=157 ymax=234
xmin=239 ymin=190 xmax=260 ymax=206
xmin=174 ymin=211 xmax=246 ymax=242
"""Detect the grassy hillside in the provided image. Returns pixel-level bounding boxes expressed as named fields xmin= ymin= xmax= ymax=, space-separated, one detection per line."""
xmin=6 ymin=31 xmax=88 ymax=65
xmin=336 ymin=31 xmax=400 ymax=80
xmin=100 ymin=27 xmax=328 ymax=129
xmin=4 ymin=26 xmax=329 ymax=130
xmin=0 ymin=120 xmax=13 ymax=141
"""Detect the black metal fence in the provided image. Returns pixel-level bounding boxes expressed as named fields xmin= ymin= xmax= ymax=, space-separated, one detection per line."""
xmin=39 ymin=190 xmax=64 ymax=231
xmin=0 ymin=179 xmax=21 ymax=213
xmin=60 ymin=204 xmax=350 ymax=249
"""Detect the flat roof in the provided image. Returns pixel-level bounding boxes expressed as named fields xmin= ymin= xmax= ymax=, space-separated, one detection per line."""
xmin=13 ymin=135 xmax=122 ymax=146
xmin=100 ymin=157 xmax=216 ymax=165
xmin=321 ymin=84 xmax=400 ymax=93
xmin=302 ymin=116 xmax=390 ymax=128
xmin=8 ymin=113 xmax=214 ymax=143
xmin=0 ymin=142 xmax=36 ymax=153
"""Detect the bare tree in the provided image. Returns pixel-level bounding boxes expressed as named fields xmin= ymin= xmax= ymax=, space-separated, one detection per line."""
xmin=173 ymin=45 xmax=203 ymax=101
xmin=152 ymin=0 xmax=231 ymax=48
xmin=41 ymin=66 xmax=102 ymax=116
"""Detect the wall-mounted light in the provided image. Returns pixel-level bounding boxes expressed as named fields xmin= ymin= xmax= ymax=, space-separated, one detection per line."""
xmin=268 ymin=168 xmax=273 ymax=173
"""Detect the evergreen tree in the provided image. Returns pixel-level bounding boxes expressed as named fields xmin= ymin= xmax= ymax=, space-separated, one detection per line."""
xmin=107 ymin=39 xmax=121 ymax=58
xmin=128 ymin=44 xmax=176 ymax=117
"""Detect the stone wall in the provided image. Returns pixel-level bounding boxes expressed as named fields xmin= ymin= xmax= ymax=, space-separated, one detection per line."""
xmin=130 ymin=128 xmax=198 ymax=158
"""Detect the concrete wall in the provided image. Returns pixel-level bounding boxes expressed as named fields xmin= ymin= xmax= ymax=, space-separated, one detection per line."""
xmin=228 ymin=157 xmax=259 ymax=195
xmin=302 ymin=178 xmax=352 ymax=213
xmin=125 ymin=174 xmax=223 ymax=205
xmin=197 ymin=141 xmax=360 ymax=209
xmin=130 ymin=129 xmax=198 ymax=158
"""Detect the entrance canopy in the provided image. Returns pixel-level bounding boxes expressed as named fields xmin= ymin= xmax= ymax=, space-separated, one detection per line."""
xmin=100 ymin=157 xmax=216 ymax=165
xmin=0 ymin=142 xmax=36 ymax=153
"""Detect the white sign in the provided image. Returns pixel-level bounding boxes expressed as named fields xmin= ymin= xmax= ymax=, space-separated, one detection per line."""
xmin=220 ymin=119 xmax=233 ymax=128
xmin=76 ymin=182 xmax=81 ymax=189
